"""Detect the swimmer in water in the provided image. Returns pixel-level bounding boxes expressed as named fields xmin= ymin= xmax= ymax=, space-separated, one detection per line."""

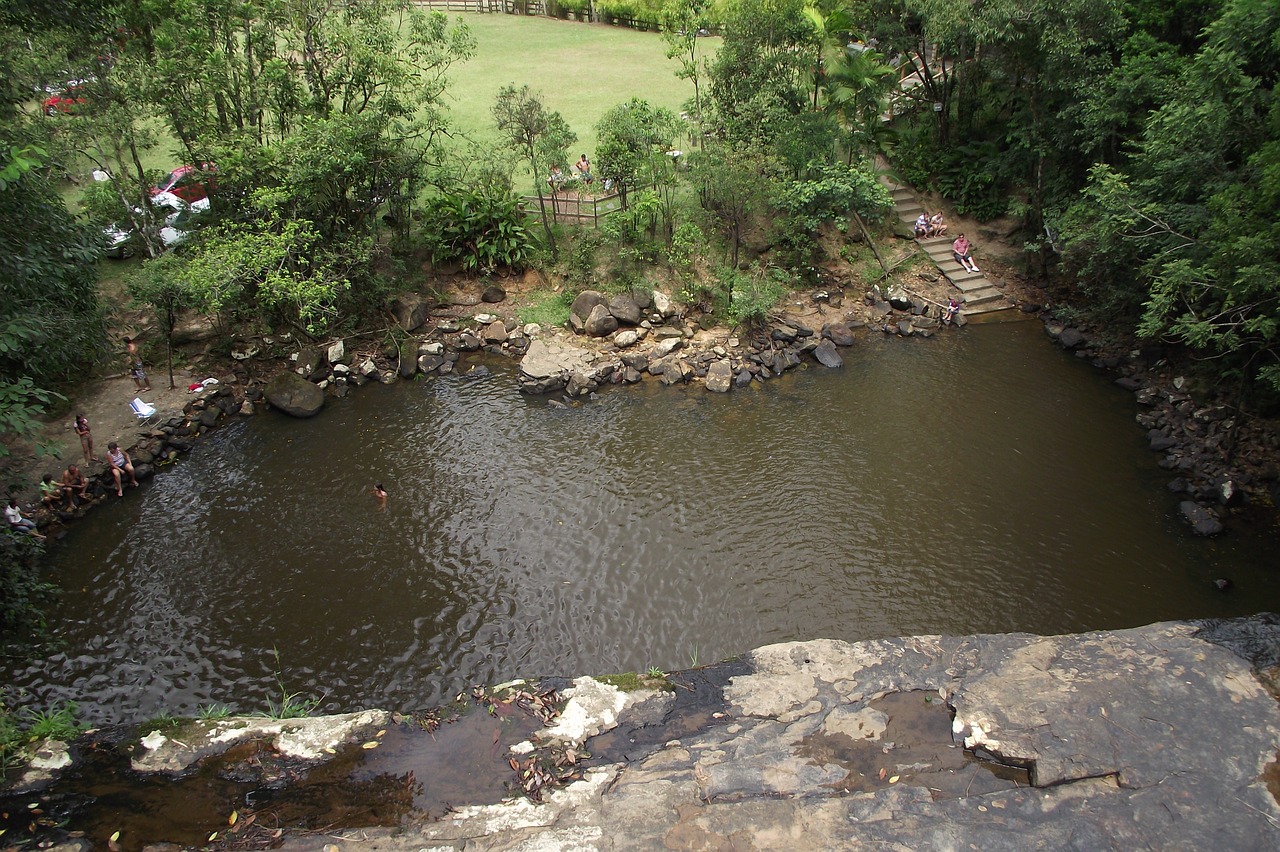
xmin=372 ymin=483 xmax=387 ymax=508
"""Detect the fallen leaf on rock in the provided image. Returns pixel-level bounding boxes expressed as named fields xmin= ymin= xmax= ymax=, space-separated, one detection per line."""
xmin=889 ymin=775 xmax=900 ymax=784
xmin=362 ymin=741 xmax=379 ymax=749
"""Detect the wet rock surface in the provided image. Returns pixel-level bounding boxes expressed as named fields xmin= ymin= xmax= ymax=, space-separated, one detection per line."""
xmin=5 ymin=619 xmax=1280 ymax=849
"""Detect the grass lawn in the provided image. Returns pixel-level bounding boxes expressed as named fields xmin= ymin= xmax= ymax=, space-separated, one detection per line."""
xmin=442 ymin=16 xmax=714 ymax=175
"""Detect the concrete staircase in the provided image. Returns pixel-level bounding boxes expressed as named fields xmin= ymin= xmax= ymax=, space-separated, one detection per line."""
xmin=886 ymin=183 xmax=1011 ymax=317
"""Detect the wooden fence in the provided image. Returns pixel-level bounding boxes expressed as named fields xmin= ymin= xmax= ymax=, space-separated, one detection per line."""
xmin=412 ymin=0 xmax=546 ymax=14
xmin=521 ymin=188 xmax=622 ymax=227
xmin=410 ymin=1 xmax=681 ymax=32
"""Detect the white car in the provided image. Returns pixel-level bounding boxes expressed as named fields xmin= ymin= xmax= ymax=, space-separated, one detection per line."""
xmin=102 ymin=195 xmax=210 ymax=259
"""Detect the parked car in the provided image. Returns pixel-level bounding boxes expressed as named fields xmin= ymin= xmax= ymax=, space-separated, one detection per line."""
xmin=102 ymin=196 xmax=210 ymax=259
xmin=151 ymin=163 xmax=216 ymax=204
xmin=42 ymin=80 xmax=89 ymax=114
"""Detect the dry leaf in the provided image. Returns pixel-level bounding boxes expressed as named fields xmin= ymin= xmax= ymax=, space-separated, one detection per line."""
xmin=889 ymin=775 xmax=900 ymax=784
xmin=362 ymin=741 xmax=379 ymax=749
xmin=110 ymin=831 xmax=121 ymax=842
xmin=878 ymin=768 xmax=887 ymax=780
xmin=228 ymin=810 xmax=238 ymax=826
xmin=376 ymin=729 xmax=387 ymax=738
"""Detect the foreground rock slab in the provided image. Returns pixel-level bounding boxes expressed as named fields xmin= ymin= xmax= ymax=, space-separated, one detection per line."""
xmin=279 ymin=619 xmax=1280 ymax=851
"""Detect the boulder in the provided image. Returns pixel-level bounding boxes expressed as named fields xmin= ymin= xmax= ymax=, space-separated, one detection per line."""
xmin=1058 ymin=327 xmax=1086 ymax=350
xmin=199 ymin=408 xmax=221 ymax=429
xmin=481 ymin=284 xmax=507 ymax=304
xmin=519 ymin=338 xmax=595 ymax=393
xmin=390 ymin=293 xmax=433 ymax=332
xmin=457 ymin=332 xmax=482 ymax=351
xmin=1148 ymin=430 xmax=1178 ymax=452
xmin=585 ymin=304 xmax=620 ymax=338
xmin=1180 ymin=501 xmax=1224 ymax=536
xmin=614 ymin=329 xmax=640 ymax=348
xmin=170 ymin=313 xmax=220 ymax=344
xmin=812 ymin=340 xmax=844 ymax=368
xmin=483 ymin=320 xmax=508 ymax=344
xmin=705 ymin=360 xmax=732 ymax=392
xmin=607 ymin=294 xmax=642 ymax=325
xmin=822 ymin=322 xmax=855 ymax=347
xmin=652 ymin=337 xmax=682 ymax=358
xmin=418 ymin=354 xmax=445 ymax=374
xmin=772 ymin=325 xmax=798 ymax=343
xmin=326 ymin=340 xmax=346 ymax=365
xmin=652 ymin=290 xmax=679 ymax=319
xmin=265 ymin=371 xmax=325 ymax=417
xmin=566 ymin=371 xmax=597 ymax=397
xmin=570 ymin=290 xmax=607 ymax=323
xmin=294 ymin=346 xmax=323 ymax=379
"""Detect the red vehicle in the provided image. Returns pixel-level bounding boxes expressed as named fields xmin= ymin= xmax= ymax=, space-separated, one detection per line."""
xmin=151 ymin=164 xmax=217 ymax=204
xmin=42 ymin=81 xmax=88 ymax=115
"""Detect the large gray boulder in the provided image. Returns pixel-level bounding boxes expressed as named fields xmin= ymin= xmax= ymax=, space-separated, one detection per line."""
xmin=607 ymin=294 xmax=642 ymax=325
xmin=570 ymin=290 xmax=607 ymax=324
xmin=822 ymin=321 xmax=855 ymax=346
xmin=705 ymin=360 xmax=733 ymax=392
xmin=265 ymin=371 xmax=325 ymax=417
xmin=390 ymin=293 xmax=433 ymax=333
xmin=584 ymin=304 xmax=619 ymax=338
xmin=812 ymin=339 xmax=844 ymax=368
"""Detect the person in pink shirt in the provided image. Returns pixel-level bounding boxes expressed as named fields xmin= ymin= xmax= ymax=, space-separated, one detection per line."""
xmin=952 ymin=233 xmax=980 ymax=273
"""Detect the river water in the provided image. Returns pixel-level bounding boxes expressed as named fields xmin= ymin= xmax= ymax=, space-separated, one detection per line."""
xmin=7 ymin=322 xmax=1277 ymax=724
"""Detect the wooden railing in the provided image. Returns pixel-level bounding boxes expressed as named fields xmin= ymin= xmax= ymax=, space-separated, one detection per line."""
xmin=412 ymin=0 xmax=546 ymax=14
xmin=521 ymin=188 xmax=622 ymax=227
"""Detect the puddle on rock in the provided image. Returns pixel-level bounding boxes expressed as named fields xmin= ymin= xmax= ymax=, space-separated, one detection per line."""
xmin=798 ymin=690 xmax=1030 ymax=799
xmin=585 ymin=659 xmax=751 ymax=765
xmin=0 ymin=708 xmax=542 ymax=851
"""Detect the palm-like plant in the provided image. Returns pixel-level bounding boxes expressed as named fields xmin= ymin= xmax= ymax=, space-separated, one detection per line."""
xmin=801 ymin=5 xmax=855 ymax=111
xmin=822 ymin=47 xmax=897 ymax=164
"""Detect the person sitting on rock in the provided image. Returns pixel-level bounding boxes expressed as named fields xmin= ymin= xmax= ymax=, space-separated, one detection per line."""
xmin=40 ymin=473 xmax=63 ymax=509
xmin=6 ymin=498 xmax=45 ymax=541
xmin=61 ymin=463 xmax=89 ymax=508
xmin=106 ymin=442 xmax=138 ymax=497
xmin=942 ymin=297 xmax=960 ymax=325
xmin=952 ymin=233 xmax=980 ymax=274
xmin=914 ymin=213 xmax=930 ymax=238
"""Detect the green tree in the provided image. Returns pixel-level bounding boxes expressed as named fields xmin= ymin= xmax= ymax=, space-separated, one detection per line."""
xmin=662 ymin=0 xmax=711 ymax=149
xmin=493 ymin=84 xmax=576 ymax=260
xmin=595 ymin=97 xmax=682 ymax=213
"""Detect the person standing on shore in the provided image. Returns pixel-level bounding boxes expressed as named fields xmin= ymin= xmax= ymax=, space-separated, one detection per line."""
xmin=73 ymin=413 xmax=98 ymax=463
xmin=124 ymin=336 xmax=152 ymax=392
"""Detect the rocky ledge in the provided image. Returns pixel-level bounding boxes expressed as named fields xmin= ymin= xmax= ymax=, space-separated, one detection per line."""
xmin=15 ymin=617 xmax=1273 ymax=850
xmin=295 ymin=616 xmax=1278 ymax=851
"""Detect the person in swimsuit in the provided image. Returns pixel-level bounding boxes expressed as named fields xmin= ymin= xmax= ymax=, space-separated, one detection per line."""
xmin=372 ymin=483 xmax=388 ymax=508
xmin=73 ymin=413 xmax=98 ymax=463
xmin=61 ymin=463 xmax=89 ymax=507
xmin=574 ymin=154 xmax=593 ymax=184
xmin=106 ymin=442 xmax=138 ymax=496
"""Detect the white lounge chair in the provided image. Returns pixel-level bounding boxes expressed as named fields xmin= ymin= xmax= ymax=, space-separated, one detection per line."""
xmin=130 ymin=397 xmax=158 ymax=426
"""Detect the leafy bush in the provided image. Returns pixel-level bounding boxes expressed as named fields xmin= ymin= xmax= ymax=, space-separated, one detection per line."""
xmin=419 ymin=189 xmax=534 ymax=274
xmin=717 ymin=265 xmax=788 ymax=329
xmin=668 ymin=222 xmax=704 ymax=269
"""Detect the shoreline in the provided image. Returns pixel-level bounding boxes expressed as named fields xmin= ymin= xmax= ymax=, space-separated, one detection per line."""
xmin=14 ymin=272 xmax=1274 ymax=543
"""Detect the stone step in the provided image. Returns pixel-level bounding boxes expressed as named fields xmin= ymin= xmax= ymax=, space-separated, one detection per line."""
xmin=894 ymin=199 xmax=923 ymax=215
xmin=961 ymin=286 xmax=1004 ymax=304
